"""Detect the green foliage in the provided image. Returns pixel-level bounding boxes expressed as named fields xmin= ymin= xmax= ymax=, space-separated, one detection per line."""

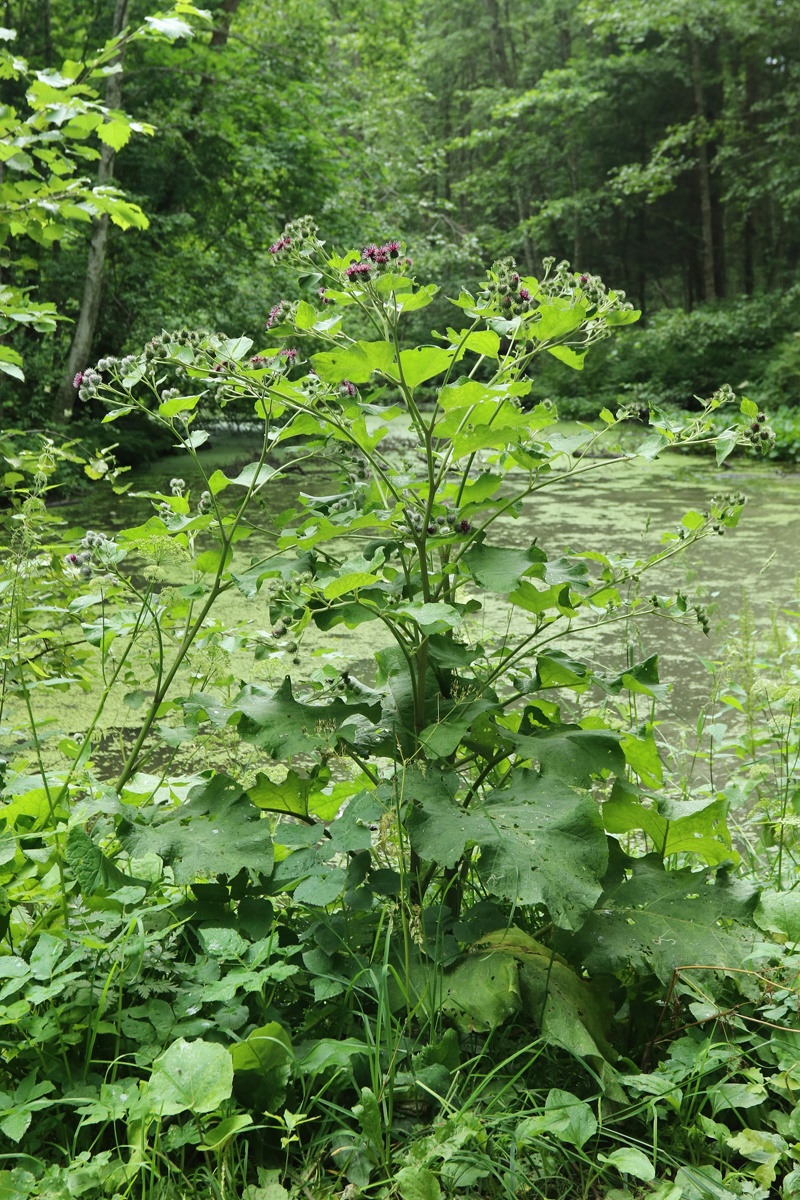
xmin=0 ymin=225 xmax=795 ymax=1198
xmin=0 ymin=3 xmax=207 ymax=382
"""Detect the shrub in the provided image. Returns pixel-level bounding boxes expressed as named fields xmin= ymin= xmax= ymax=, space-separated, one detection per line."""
xmin=0 ymin=227 xmax=790 ymax=1198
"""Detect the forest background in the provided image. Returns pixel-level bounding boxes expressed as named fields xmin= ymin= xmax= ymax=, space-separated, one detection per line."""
xmin=5 ymin=0 xmax=800 ymax=439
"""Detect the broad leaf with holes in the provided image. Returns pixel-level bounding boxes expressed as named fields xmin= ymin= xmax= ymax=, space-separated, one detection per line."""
xmin=408 ymin=768 xmax=607 ymax=929
xmin=233 ymin=678 xmax=380 ymax=758
xmin=120 ymin=773 xmax=273 ymax=883
xmin=563 ymin=856 xmax=760 ymax=983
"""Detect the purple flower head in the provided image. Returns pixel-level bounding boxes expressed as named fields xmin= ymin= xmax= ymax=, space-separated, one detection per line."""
xmin=518 ymin=287 xmax=531 ymax=303
xmin=73 ymin=371 xmax=84 ymax=389
xmin=249 ymin=354 xmax=271 ymax=368
xmin=266 ymin=301 xmax=292 ymax=329
xmin=269 ymin=235 xmax=292 ymax=255
xmin=279 ymin=348 xmax=298 ymax=360
xmin=384 ymin=240 xmax=401 ymax=258
xmin=579 ymin=274 xmax=589 ymax=284
xmin=457 ymin=518 xmax=471 ymax=534
xmin=66 ymin=553 xmax=79 ymax=564
xmin=345 ymin=261 xmax=373 ymax=279
xmin=339 ymin=379 xmax=357 ymax=398
xmin=363 ymin=244 xmax=379 ymax=260
xmin=318 ymin=287 xmax=332 ymax=305
xmin=511 ymin=273 xmax=520 ymax=285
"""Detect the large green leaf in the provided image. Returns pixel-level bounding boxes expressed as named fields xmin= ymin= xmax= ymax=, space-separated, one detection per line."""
xmin=396 ymin=346 xmax=455 ymax=388
xmin=120 ymin=773 xmax=273 ymax=883
xmin=474 ymin=928 xmax=616 ymax=1064
xmin=437 ymin=378 xmax=525 ymax=410
xmin=392 ymin=601 xmax=461 ymax=634
xmin=517 ymin=1089 xmax=598 ymax=1150
xmin=511 ymin=723 xmax=624 ymax=786
xmin=311 ymin=340 xmax=394 ymax=384
xmin=446 ymin=327 xmax=501 ymax=358
xmin=372 ymin=646 xmax=442 ymax=754
xmin=603 ymin=788 xmax=738 ymax=867
xmin=233 ymin=677 xmax=380 ymax=758
xmin=65 ymin=826 xmax=148 ymax=896
xmin=463 ymin=539 xmax=547 ymax=593
xmin=408 ymin=769 xmax=607 ymax=929
xmin=147 ymin=1038 xmax=233 ymax=1116
xmin=534 ymin=300 xmax=587 ymax=341
xmin=439 ymin=951 xmax=521 ymax=1032
xmin=230 ymin=1022 xmax=292 ymax=1078
xmin=565 ymin=857 xmax=760 ymax=983
xmin=248 ymin=769 xmax=312 ymax=819
xmin=419 ymin=697 xmax=499 ymax=759
xmin=755 ymin=890 xmax=800 ymax=944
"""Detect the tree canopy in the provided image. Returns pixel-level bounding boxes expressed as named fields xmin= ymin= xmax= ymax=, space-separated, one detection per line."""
xmin=2 ymin=0 xmax=800 ymax=422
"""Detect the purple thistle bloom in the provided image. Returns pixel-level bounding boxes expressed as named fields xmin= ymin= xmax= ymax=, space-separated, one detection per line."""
xmin=339 ymin=379 xmax=357 ymax=397
xmin=279 ymin=348 xmax=298 ymax=360
xmin=518 ymin=287 xmax=531 ymax=302
xmin=73 ymin=372 xmax=84 ymax=389
xmin=266 ymin=303 xmax=284 ymax=328
xmin=345 ymin=261 xmax=373 ymax=278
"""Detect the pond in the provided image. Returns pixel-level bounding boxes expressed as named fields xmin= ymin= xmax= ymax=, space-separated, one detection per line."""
xmin=54 ymin=431 xmax=800 ymax=757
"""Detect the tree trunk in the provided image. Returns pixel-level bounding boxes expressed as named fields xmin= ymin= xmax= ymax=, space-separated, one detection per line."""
xmin=689 ymin=32 xmax=717 ymax=302
xmin=210 ymin=0 xmax=242 ymax=48
xmin=55 ymin=0 xmax=129 ymax=423
xmin=742 ymin=54 xmax=758 ymax=294
xmin=484 ymin=0 xmax=515 ymax=88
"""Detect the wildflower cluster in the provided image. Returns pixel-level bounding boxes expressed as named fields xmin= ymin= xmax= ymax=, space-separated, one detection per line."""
xmin=75 ymin=367 xmax=103 ymax=401
xmin=63 ymin=529 xmax=115 ymax=581
xmin=269 ymin=215 xmax=319 ymax=259
xmin=343 ymin=239 xmax=412 ymax=281
xmin=143 ymin=328 xmax=208 ymax=361
xmin=481 ymin=257 xmax=535 ymax=316
xmin=404 ymin=510 xmax=471 ymax=537
xmin=265 ymin=300 xmax=295 ymax=329
xmin=745 ymin=410 xmax=776 ymax=453
xmin=249 ymin=348 xmax=298 ymax=371
xmin=538 ymin=256 xmax=634 ymax=316
xmin=709 ymin=491 xmax=747 ymax=534
xmin=694 ymin=603 xmax=711 ymax=635
xmin=156 ymin=477 xmax=189 ymax=519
